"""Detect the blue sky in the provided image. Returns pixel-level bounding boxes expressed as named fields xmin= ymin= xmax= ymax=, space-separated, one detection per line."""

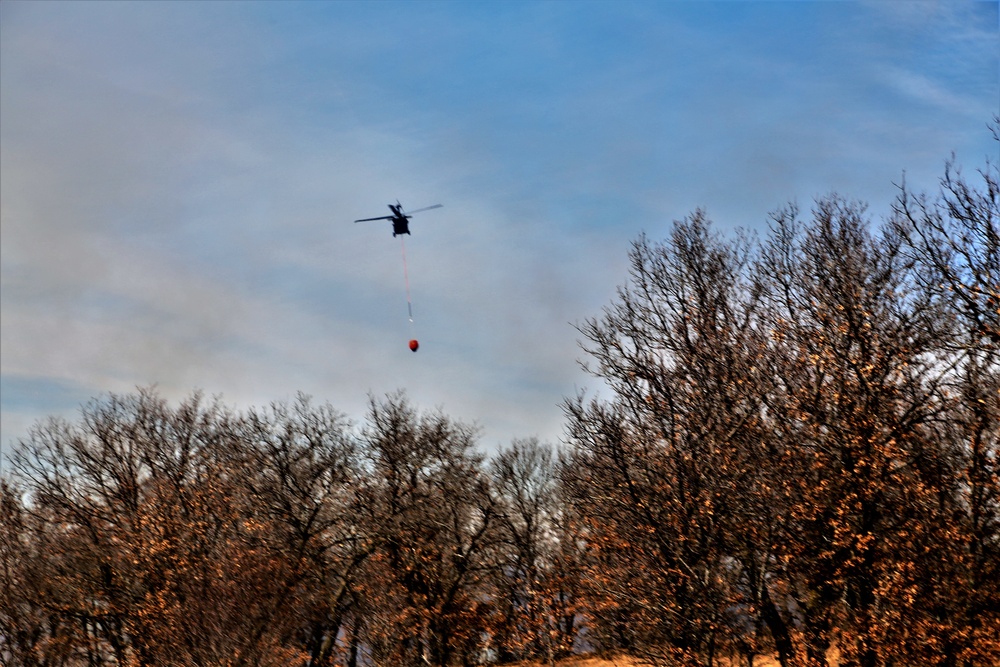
xmin=1 ymin=0 xmax=997 ymax=455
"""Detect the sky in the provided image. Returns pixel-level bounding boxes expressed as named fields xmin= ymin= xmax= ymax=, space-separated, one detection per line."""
xmin=1 ymin=0 xmax=998 ymax=457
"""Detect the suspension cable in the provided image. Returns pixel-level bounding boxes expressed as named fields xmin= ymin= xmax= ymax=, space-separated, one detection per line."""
xmin=400 ymin=236 xmax=414 ymax=324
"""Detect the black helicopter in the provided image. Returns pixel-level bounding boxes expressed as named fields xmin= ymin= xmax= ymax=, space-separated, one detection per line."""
xmin=354 ymin=201 xmax=443 ymax=236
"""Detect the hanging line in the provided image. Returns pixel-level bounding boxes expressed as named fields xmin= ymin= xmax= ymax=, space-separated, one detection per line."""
xmin=400 ymin=236 xmax=414 ymax=324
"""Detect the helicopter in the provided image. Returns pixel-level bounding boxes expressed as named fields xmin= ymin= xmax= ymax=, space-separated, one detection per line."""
xmin=354 ymin=201 xmax=443 ymax=237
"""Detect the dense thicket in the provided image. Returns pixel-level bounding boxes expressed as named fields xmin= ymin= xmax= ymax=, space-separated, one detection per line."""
xmin=2 ymin=391 xmax=582 ymax=667
xmin=2 ymin=148 xmax=996 ymax=667
xmin=563 ymin=150 xmax=998 ymax=666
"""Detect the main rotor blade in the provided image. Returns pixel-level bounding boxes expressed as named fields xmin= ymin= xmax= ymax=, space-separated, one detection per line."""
xmin=354 ymin=216 xmax=395 ymax=222
xmin=402 ymin=204 xmax=443 ymax=215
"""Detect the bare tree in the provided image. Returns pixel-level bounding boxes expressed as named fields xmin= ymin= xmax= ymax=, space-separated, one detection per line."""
xmin=759 ymin=195 xmax=966 ymax=666
xmin=888 ymin=132 xmax=1000 ymax=666
xmin=237 ymin=395 xmax=369 ymax=667
xmin=489 ymin=438 xmax=582 ymax=664
xmin=356 ymin=392 xmax=500 ymax=667
xmin=563 ymin=214 xmax=782 ymax=666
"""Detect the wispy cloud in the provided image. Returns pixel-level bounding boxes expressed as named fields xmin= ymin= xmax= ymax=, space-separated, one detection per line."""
xmin=2 ymin=1 xmax=996 ymax=451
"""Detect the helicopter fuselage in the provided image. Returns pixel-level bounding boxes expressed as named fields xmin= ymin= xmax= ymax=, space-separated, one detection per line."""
xmin=392 ymin=217 xmax=411 ymax=236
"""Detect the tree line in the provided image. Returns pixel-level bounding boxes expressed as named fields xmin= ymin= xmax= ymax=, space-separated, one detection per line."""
xmin=2 ymin=142 xmax=998 ymax=667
